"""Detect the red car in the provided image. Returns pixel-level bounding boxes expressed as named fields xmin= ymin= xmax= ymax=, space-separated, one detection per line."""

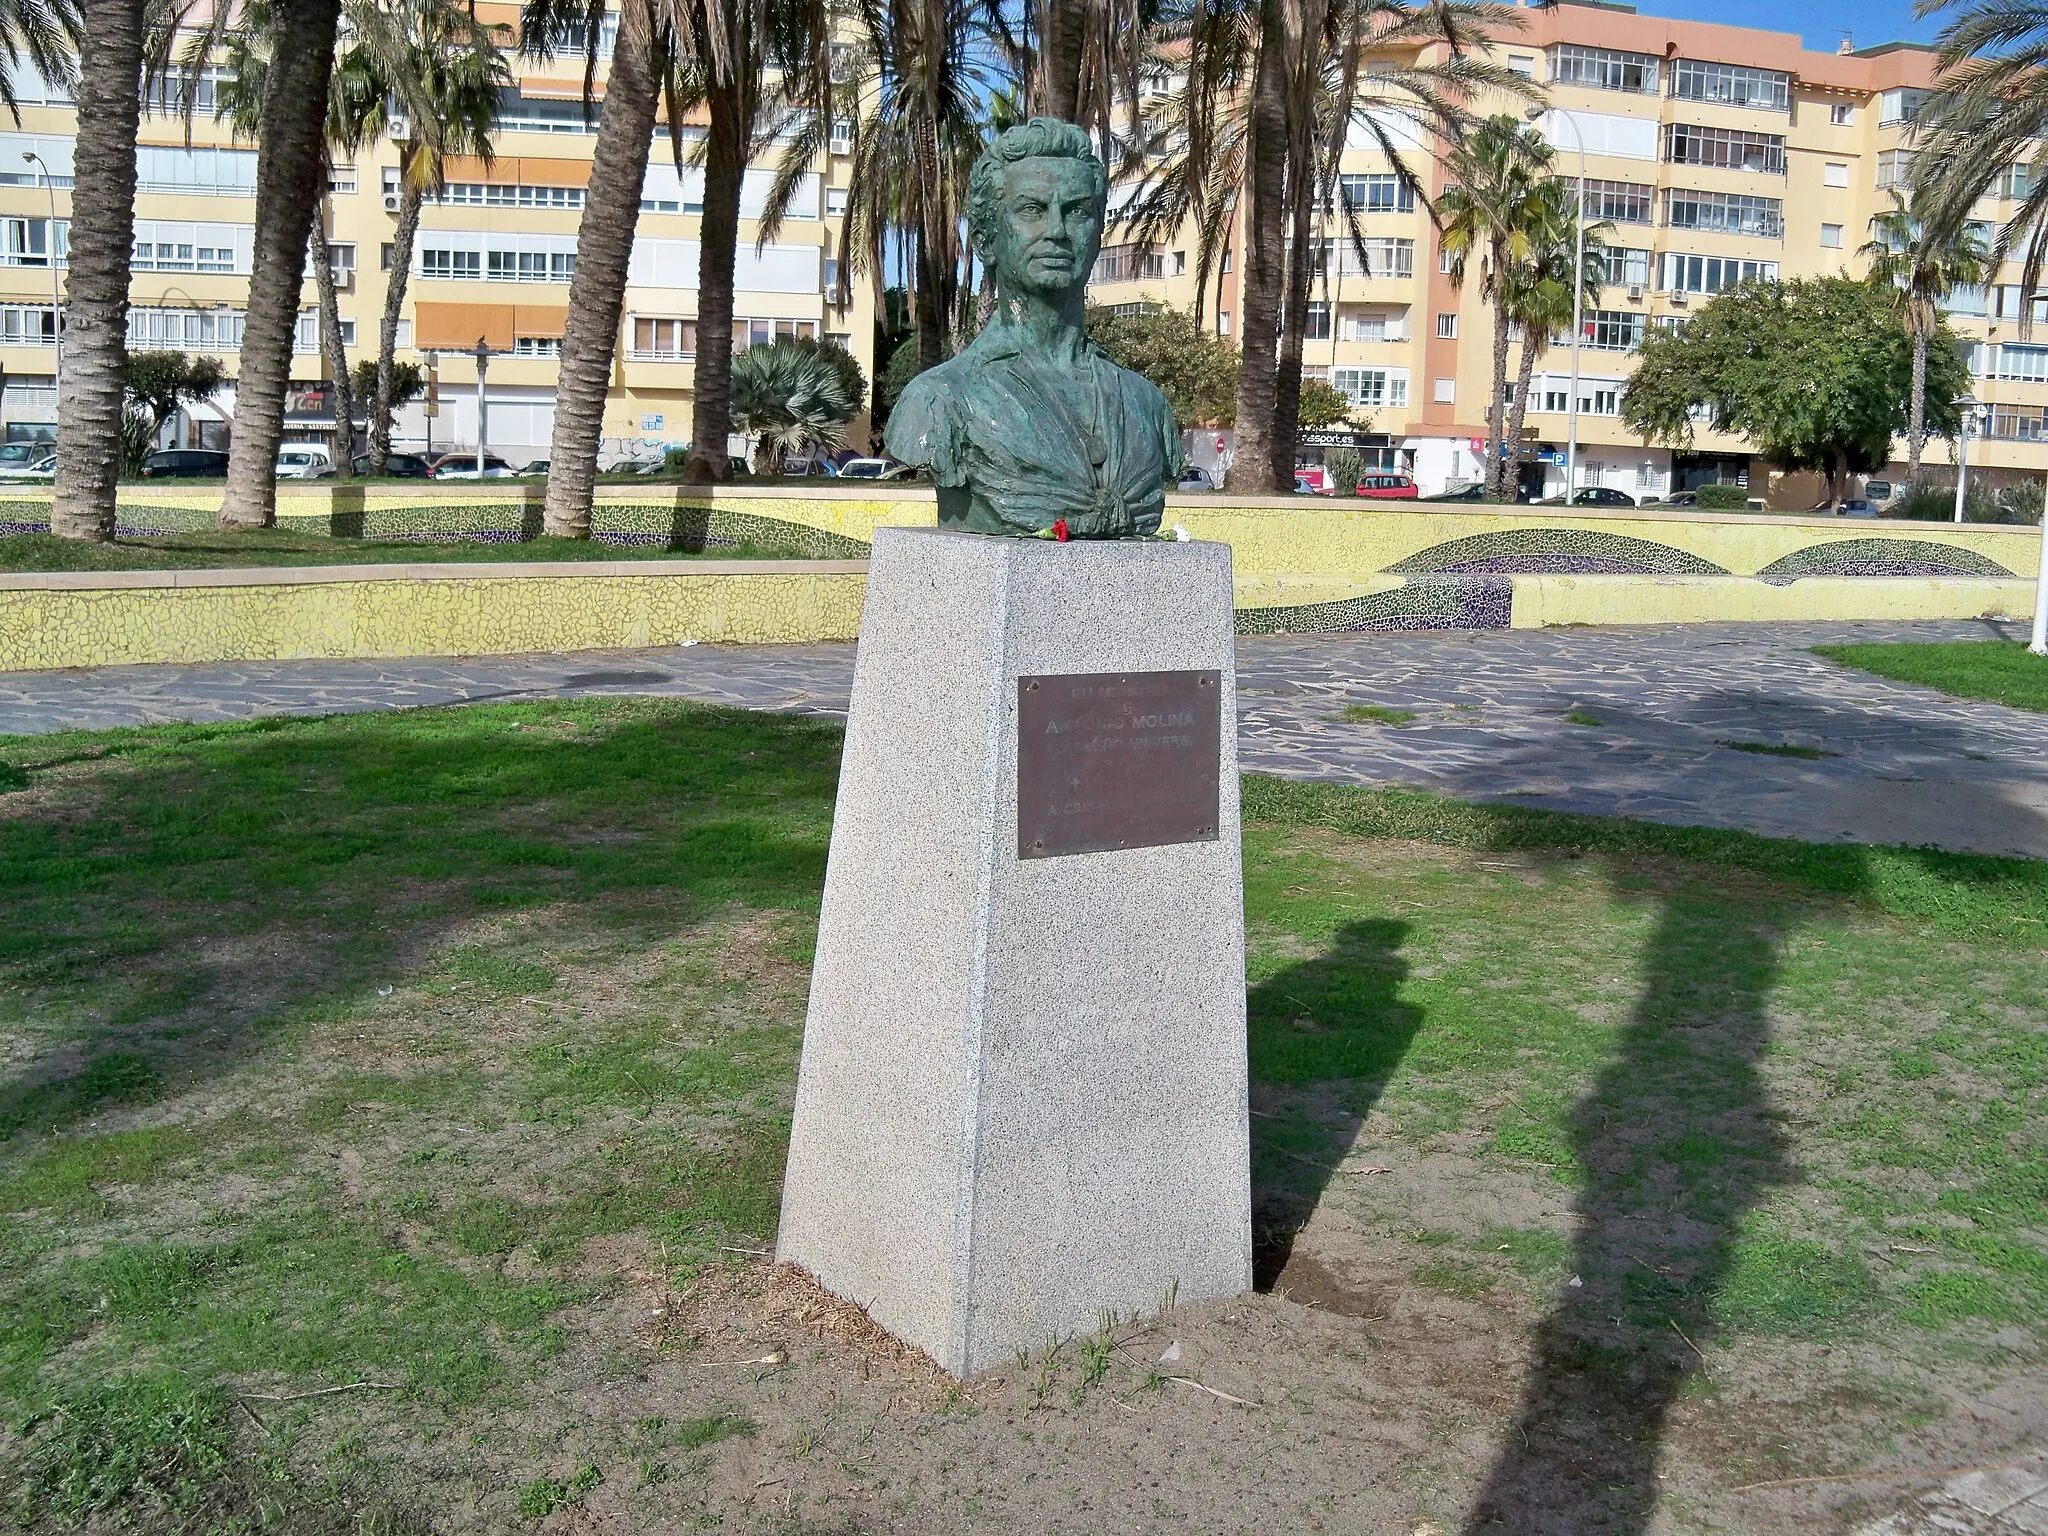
xmin=1354 ymin=472 xmax=1419 ymax=499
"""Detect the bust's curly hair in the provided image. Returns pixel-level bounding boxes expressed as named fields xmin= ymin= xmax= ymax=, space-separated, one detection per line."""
xmin=966 ymin=117 xmax=1108 ymax=257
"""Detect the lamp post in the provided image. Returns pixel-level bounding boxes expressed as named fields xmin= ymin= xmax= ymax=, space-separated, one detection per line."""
xmin=1529 ymin=105 xmax=1586 ymax=502
xmin=472 ymin=338 xmax=491 ymax=477
xmin=22 ymin=152 xmax=61 ymax=388
xmin=1951 ymin=395 xmax=1985 ymax=524
xmin=2032 ymin=472 xmax=2048 ymax=655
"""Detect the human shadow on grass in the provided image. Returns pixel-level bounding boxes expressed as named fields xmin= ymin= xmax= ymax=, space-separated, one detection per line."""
xmin=1245 ymin=917 xmax=1424 ymax=1299
xmin=0 ymin=699 xmax=843 ymax=1143
xmin=1460 ymin=882 xmax=1791 ymax=1536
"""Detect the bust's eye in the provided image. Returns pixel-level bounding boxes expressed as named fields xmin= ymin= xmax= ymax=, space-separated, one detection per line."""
xmin=1016 ymin=200 xmax=1045 ymax=217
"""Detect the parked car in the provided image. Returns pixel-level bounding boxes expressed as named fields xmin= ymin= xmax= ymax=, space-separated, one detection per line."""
xmin=429 ymin=453 xmax=517 ymax=479
xmin=1424 ymin=482 xmax=1488 ymax=502
xmin=351 ymin=452 xmax=435 ymax=478
xmin=1293 ymin=473 xmax=1320 ymax=495
xmin=1659 ymin=490 xmax=1699 ymax=508
xmin=1354 ymin=472 xmax=1419 ymax=500
xmin=0 ymin=444 xmax=56 ymax=478
xmin=138 ymin=448 xmax=228 ymax=479
xmin=1175 ymin=465 xmax=1214 ymax=492
xmin=1570 ymin=486 xmax=1636 ymax=507
xmin=1862 ymin=478 xmax=1898 ymax=508
xmin=1292 ymin=466 xmax=1334 ymax=495
xmin=275 ymin=445 xmax=337 ymax=479
xmin=517 ymin=459 xmax=550 ymax=476
xmin=837 ymin=457 xmax=915 ymax=481
xmin=1821 ymin=498 xmax=1879 ymax=518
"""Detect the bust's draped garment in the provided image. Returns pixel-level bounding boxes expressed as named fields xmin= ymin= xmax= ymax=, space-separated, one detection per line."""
xmin=884 ymin=321 xmax=1182 ymax=539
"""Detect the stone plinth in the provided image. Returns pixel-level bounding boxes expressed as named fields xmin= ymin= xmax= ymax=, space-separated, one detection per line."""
xmin=776 ymin=527 xmax=1252 ymax=1378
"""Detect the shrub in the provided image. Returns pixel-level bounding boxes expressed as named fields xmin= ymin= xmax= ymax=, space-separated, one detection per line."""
xmin=662 ymin=447 xmax=690 ymax=474
xmin=1891 ymin=479 xmax=1956 ymax=521
xmin=1324 ymin=447 xmax=1364 ymax=495
xmin=1694 ymin=483 xmax=1750 ymax=510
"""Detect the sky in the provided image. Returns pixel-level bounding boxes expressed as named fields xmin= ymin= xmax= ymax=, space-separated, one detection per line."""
xmin=1615 ymin=0 xmax=1949 ymax=52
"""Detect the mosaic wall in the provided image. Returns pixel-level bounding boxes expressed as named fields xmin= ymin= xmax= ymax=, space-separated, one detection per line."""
xmin=1236 ymin=577 xmax=1513 ymax=634
xmin=1385 ymin=528 xmax=1730 ymax=577
xmin=0 ymin=502 xmax=212 ymax=538
xmin=1754 ymin=538 xmax=2018 ymax=584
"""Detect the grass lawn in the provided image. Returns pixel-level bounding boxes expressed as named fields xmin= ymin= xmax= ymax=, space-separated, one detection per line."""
xmin=1815 ymin=638 xmax=2048 ymax=713
xmin=0 ymin=702 xmax=2042 ymax=1532
xmin=0 ymin=529 xmax=817 ymax=573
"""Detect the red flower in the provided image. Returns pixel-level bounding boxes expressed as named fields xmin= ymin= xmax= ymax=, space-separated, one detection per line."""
xmin=1052 ymin=518 xmax=1070 ymax=542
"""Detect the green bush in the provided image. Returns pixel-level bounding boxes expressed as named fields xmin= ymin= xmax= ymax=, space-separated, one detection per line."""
xmin=662 ymin=447 xmax=690 ymax=474
xmin=1324 ymin=447 xmax=1363 ymax=496
xmin=1891 ymin=479 xmax=1956 ymax=521
xmin=1694 ymin=483 xmax=1750 ymax=510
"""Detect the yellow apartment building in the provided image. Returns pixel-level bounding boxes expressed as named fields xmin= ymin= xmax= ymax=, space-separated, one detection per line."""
xmin=0 ymin=4 xmax=874 ymax=467
xmin=1092 ymin=0 xmax=2036 ymax=504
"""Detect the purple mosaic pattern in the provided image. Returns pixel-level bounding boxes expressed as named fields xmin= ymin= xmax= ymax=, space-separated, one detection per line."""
xmin=1756 ymin=538 xmax=2014 ymax=585
xmin=1388 ymin=528 xmax=1728 ymax=577
xmin=0 ymin=519 xmax=174 ymax=538
xmin=1236 ymin=575 xmax=1514 ymax=635
xmin=1434 ymin=554 xmax=1675 ymax=576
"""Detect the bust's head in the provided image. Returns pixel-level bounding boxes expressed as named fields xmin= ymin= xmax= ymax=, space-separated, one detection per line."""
xmin=968 ymin=118 xmax=1108 ymax=308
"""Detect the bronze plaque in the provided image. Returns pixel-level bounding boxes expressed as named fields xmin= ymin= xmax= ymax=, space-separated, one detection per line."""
xmin=1017 ymin=670 xmax=1221 ymax=859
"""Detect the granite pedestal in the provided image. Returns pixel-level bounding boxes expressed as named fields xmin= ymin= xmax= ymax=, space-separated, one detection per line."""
xmin=776 ymin=527 xmax=1253 ymax=1378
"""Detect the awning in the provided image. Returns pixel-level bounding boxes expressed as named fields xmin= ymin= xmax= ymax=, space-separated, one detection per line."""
xmin=413 ymin=302 xmax=569 ymax=351
xmin=438 ymin=154 xmax=592 ymax=187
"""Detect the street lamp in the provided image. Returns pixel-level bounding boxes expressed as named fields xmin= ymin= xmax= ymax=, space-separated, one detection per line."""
xmin=22 ymin=152 xmax=61 ymax=388
xmin=1951 ymin=395 xmax=1987 ymax=524
xmin=2032 ymin=473 xmax=2048 ymax=655
xmin=472 ymin=337 xmax=491 ymax=477
xmin=1529 ymin=105 xmax=1586 ymax=502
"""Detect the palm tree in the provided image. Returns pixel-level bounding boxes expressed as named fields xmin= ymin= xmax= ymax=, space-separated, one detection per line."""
xmin=210 ymin=0 xmax=346 ymax=528
xmin=1498 ymin=178 xmax=1608 ymax=496
xmin=48 ymin=0 xmax=136 ymax=541
xmin=1438 ymin=113 xmax=1549 ymax=498
xmin=1859 ymin=188 xmax=1989 ymax=476
xmin=729 ymin=335 xmax=862 ymax=472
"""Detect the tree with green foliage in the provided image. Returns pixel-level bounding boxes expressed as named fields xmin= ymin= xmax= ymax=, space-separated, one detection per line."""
xmin=350 ymin=358 xmax=424 ymax=419
xmin=729 ymin=337 xmax=864 ymax=475
xmin=121 ymin=352 xmax=229 ymax=473
xmin=1859 ymin=189 xmax=1989 ymax=477
xmin=1622 ymin=277 xmax=1968 ymax=511
xmin=1295 ymin=378 xmax=1352 ymax=433
xmin=1084 ymin=306 xmax=1239 ymax=427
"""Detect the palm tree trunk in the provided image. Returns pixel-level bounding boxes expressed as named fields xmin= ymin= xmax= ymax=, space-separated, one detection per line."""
xmin=684 ymin=78 xmax=747 ymax=483
xmin=313 ymin=189 xmax=357 ymax=476
xmin=541 ymin=3 xmax=660 ymax=537
xmin=913 ymin=225 xmax=947 ymax=372
xmin=220 ymin=0 xmax=343 ymax=529
xmin=1223 ymin=0 xmax=1292 ymax=495
xmin=1505 ymin=340 xmax=1539 ymax=502
xmin=1036 ymin=0 xmax=1087 ymax=120
xmin=1273 ymin=176 xmax=1315 ymax=496
xmin=1908 ymin=327 xmax=1928 ymax=477
xmin=51 ymin=0 xmax=145 ymax=541
xmin=371 ymin=169 xmax=423 ymax=475
xmin=1486 ymin=253 xmax=1512 ymax=499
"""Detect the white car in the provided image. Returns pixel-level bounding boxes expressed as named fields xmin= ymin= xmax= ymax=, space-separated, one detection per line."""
xmin=275 ymin=445 xmax=337 ymax=479
xmin=0 ymin=442 xmax=54 ymax=478
xmin=835 ymin=457 xmax=914 ymax=480
xmin=432 ymin=453 xmax=518 ymax=480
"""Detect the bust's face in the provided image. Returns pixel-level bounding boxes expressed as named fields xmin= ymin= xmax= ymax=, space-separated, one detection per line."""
xmin=986 ymin=157 xmax=1104 ymax=303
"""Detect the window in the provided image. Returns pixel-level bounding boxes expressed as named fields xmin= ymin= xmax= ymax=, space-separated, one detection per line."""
xmin=1581 ymin=310 xmax=1645 ymax=350
xmin=440 ymin=181 xmax=585 ymax=209
xmin=1944 ymin=285 xmax=1988 ymax=316
xmin=3 ymin=216 xmax=64 ymax=267
xmin=1880 ymin=87 xmax=1930 ymax=125
xmin=383 ymin=167 xmax=400 ymax=198
xmin=630 ymin=317 xmax=696 ymax=359
xmin=1105 ymin=301 xmax=1160 ymax=318
xmin=1664 ymin=123 xmax=1786 ymax=175
xmin=1597 ymin=247 xmax=1652 ymax=289
xmin=737 ymin=317 xmax=819 ymax=349
xmin=1877 ymin=149 xmax=1914 ymax=190
xmin=326 ymin=242 xmax=355 ymax=283
xmin=1820 ymin=223 xmax=1843 ymax=248
xmin=135 ymin=144 xmax=260 ymax=195
xmin=1580 ymin=178 xmax=1654 ymax=225
xmin=1220 ymin=248 xmax=1232 ymax=274
xmin=1304 ymin=302 xmax=1331 ymax=341
xmin=823 ymin=256 xmax=840 ymax=295
xmin=1670 ymin=59 xmax=1789 ymax=110
xmin=484 ymin=248 xmax=576 ymax=282
xmin=1 ymin=303 xmax=58 ymax=344
xmin=1996 ymin=343 xmax=2048 ymax=382
xmin=1999 ymin=164 xmax=2033 ymax=200
xmin=513 ymin=336 xmax=561 ymax=357
xmin=130 ymin=221 xmax=247 ymax=274
xmin=1549 ymin=43 xmax=1660 ymax=94
xmin=829 ymin=119 xmax=854 ymax=154
xmin=293 ymin=310 xmax=354 ymax=350
xmin=1664 ymin=188 xmax=1783 ymax=238
xmin=825 ymin=187 xmax=847 ymax=217
xmin=328 ymin=165 xmax=356 ymax=194
xmin=421 ymin=248 xmax=482 ymax=279
xmin=126 ymin=306 xmax=237 ymax=351
xmin=1436 ymin=312 xmax=1457 ymax=339
xmin=1830 ymin=103 xmax=1854 ymax=126
xmin=1507 ymin=54 xmax=1535 ymax=79
xmin=1438 ymin=246 xmax=1455 ymax=274
xmin=144 ymin=65 xmax=228 ymax=116
xmin=1218 ymin=310 xmax=1230 ymax=335
xmin=493 ymin=89 xmax=605 ymax=134
xmin=1331 ymin=367 xmax=1408 ymax=408
xmin=1433 ymin=377 xmax=1456 ymax=403
xmin=1823 ymin=162 xmax=1849 ymax=188
xmin=1335 ymin=173 xmax=1415 ymax=214
xmin=1661 ymin=253 xmax=1778 ymax=294
xmin=1329 ymin=236 xmax=1413 ymax=278
xmin=1171 ymin=250 xmax=1186 ymax=275
xmin=1092 ymin=243 xmax=1166 ymax=283
xmin=1585 ymin=387 xmax=1619 ymax=416
xmin=1991 ymin=407 xmax=2048 ymax=441
xmin=381 ymin=242 xmax=394 ymax=271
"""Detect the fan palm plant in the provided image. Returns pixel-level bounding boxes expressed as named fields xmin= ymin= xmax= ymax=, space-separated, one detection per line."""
xmin=1497 ymin=178 xmax=1609 ymax=496
xmin=729 ymin=335 xmax=862 ymax=473
xmin=1438 ymin=113 xmax=1550 ymax=498
xmin=1859 ymin=187 xmax=1989 ymax=475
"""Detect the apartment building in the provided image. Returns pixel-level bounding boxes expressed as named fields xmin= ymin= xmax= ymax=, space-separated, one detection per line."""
xmin=1093 ymin=0 xmax=2034 ymax=503
xmin=0 ymin=3 xmax=872 ymax=467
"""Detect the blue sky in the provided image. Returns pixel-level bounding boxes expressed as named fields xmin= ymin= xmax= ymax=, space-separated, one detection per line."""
xmin=1626 ymin=0 xmax=1949 ymax=52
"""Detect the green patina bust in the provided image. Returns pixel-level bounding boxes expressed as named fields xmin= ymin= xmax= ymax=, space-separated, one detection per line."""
xmin=885 ymin=119 xmax=1183 ymax=539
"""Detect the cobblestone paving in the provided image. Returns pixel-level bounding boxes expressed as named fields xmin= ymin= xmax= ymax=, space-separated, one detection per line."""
xmin=4 ymin=619 xmax=2044 ymax=858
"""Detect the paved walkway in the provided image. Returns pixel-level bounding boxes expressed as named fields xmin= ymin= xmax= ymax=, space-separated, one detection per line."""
xmin=4 ymin=619 xmax=2045 ymax=859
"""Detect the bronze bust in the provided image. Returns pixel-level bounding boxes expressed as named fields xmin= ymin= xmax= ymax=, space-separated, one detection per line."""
xmin=885 ymin=119 xmax=1183 ymax=539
